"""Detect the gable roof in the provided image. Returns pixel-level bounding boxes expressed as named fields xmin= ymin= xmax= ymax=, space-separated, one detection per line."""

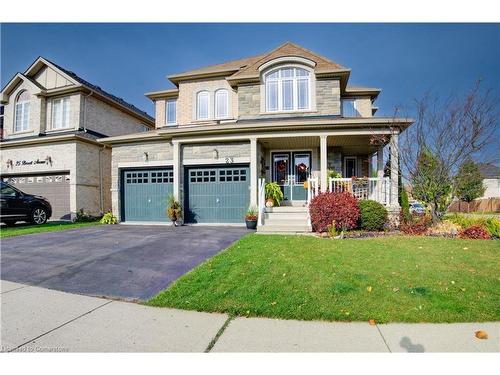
xmin=1 ymin=57 xmax=154 ymax=125
xmin=478 ymin=163 xmax=500 ymax=179
xmin=166 ymin=42 xmax=351 ymax=87
xmin=168 ymin=54 xmax=265 ymax=84
xmin=228 ymin=42 xmax=349 ymax=83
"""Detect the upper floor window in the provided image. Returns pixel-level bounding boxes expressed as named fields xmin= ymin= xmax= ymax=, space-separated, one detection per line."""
xmin=342 ymin=99 xmax=360 ymax=117
xmin=166 ymin=99 xmax=177 ymax=125
xmin=52 ymin=97 xmax=71 ymax=129
xmin=215 ymin=89 xmax=229 ymax=119
xmin=14 ymin=90 xmax=31 ymax=132
xmin=196 ymin=91 xmax=209 ymax=120
xmin=265 ymin=67 xmax=310 ymax=112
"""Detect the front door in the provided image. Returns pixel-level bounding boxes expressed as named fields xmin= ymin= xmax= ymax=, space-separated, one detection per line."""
xmin=272 ymin=151 xmax=311 ymax=202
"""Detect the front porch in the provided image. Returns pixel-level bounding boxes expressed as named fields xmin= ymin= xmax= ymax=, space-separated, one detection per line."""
xmin=250 ymin=130 xmax=400 ymax=232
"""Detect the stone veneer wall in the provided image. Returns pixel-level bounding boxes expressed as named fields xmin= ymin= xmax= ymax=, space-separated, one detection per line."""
xmin=111 ymin=141 xmax=174 ymax=220
xmin=238 ymin=78 xmax=341 ymax=119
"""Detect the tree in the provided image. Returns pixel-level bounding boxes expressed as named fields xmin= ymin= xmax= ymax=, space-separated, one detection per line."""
xmin=411 ymin=149 xmax=452 ymax=222
xmin=454 ymin=159 xmax=485 ymax=211
xmin=397 ymin=80 xmax=498 ymax=222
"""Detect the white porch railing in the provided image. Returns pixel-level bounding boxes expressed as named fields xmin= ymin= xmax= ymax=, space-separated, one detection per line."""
xmin=306 ymin=177 xmax=319 ymax=226
xmin=329 ymin=177 xmax=391 ymax=205
xmin=257 ymin=177 xmax=266 ymax=226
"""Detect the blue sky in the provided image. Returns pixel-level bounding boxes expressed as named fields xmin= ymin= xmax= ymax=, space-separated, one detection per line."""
xmin=1 ymin=23 xmax=499 ymax=119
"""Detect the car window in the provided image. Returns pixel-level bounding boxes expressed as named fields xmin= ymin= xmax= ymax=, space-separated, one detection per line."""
xmin=0 ymin=183 xmax=17 ymax=197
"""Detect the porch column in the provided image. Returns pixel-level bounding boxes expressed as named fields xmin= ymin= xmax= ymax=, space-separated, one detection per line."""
xmin=320 ymin=135 xmax=328 ymax=192
xmin=250 ymin=137 xmax=258 ymax=208
xmin=377 ymin=146 xmax=384 ymax=178
xmin=390 ymin=133 xmax=399 ymax=206
xmin=172 ymin=140 xmax=181 ymax=201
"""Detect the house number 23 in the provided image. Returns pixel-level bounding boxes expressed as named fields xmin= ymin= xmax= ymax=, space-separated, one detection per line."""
xmin=225 ymin=157 xmax=234 ymax=164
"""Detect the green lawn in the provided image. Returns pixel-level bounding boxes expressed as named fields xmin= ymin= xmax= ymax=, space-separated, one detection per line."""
xmin=148 ymin=235 xmax=500 ymax=323
xmin=0 ymin=221 xmax=100 ymax=238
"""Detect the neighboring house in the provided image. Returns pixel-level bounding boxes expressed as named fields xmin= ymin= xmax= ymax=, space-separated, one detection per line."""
xmin=0 ymin=57 xmax=154 ymax=220
xmin=478 ymin=163 xmax=500 ymax=199
xmin=100 ymin=42 xmax=413 ymax=230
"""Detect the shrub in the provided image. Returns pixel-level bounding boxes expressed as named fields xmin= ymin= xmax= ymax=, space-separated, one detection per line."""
xmin=309 ymin=192 xmax=359 ymax=233
xmin=400 ymin=213 xmax=432 ymax=235
xmin=100 ymin=212 xmax=118 ymax=225
xmin=75 ymin=208 xmax=101 ymax=223
xmin=358 ymin=200 xmax=388 ymax=231
xmin=447 ymin=214 xmax=500 ymax=238
xmin=400 ymin=187 xmax=411 ymax=223
xmin=459 ymin=225 xmax=491 ymax=240
xmin=427 ymin=220 xmax=461 ymax=237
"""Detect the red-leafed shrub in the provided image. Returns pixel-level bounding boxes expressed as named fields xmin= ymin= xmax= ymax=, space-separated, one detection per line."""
xmin=400 ymin=213 xmax=432 ymax=235
xmin=309 ymin=192 xmax=360 ymax=233
xmin=458 ymin=225 xmax=491 ymax=240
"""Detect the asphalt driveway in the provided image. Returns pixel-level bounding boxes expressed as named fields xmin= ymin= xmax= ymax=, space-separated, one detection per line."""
xmin=0 ymin=225 xmax=249 ymax=300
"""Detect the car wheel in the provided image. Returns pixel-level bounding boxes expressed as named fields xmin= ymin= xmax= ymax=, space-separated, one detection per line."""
xmin=31 ymin=207 xmax=48 ymax=225
xmin=3 ymin=220 xmax=17 ymax=227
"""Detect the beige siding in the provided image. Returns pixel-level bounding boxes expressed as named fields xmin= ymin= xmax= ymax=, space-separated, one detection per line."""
xmin=155 ymin=99 xmax=166 ymax=128
xmin=175 ymin=78 xmax=238 ymax=125
xmin=83 ymin=95 xmax=149 ymax=136
xmin=33 ymin=66 xmax=73 ymax=89
xmin=354 ymin=97 xmax=373 ymax=117
xmin=2 ymin=80 xmax=43 ymax=139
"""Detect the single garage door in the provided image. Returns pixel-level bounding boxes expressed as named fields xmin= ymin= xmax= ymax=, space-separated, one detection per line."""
xmin=2 ymin=173 xmax=71 ymax=220
xmin=185 ymin=165 xmax=250 ymax=224
xmin=121 ymin=168 xmax=173 ymax=222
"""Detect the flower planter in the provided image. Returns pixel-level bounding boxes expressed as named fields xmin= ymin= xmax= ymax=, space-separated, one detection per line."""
xmin=245 ymin=219 xmax=258 ymax=230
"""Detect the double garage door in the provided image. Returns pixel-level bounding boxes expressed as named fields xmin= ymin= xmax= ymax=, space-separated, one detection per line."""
xmin=121 ymin=165 xmax=249 ymax=224
xmin=2 ymin=173 xmax=71 ymax=220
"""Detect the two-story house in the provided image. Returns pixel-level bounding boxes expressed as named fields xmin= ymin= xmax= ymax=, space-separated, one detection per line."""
xmin=100 ymin=42 xmax=413 ymax=231
xmin=0 ymin=57 xmax=154 ymax=220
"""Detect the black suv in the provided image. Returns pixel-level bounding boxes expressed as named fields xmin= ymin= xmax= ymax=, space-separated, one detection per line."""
xmin=0 ymin=181 xmax=52 ymax=226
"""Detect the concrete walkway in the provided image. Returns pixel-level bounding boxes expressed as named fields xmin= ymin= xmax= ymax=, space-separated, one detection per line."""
xmin=1 ymin=280 xmax=498 ymax=352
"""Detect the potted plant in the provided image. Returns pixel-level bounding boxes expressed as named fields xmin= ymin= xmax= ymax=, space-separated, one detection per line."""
xmin=167 ymin=194 xmax=182 ymax=226
xmin=245 ymin=207 xmax=258 ymax=230
xmin=265 ymin=182 xmax=284 ymax=207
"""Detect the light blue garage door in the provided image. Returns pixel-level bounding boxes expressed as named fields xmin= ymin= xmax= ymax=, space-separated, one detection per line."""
xmin=122 ymin=168 xmax=173 ymax=222
xmin=185 ymin=165 xmax=250 ymax=224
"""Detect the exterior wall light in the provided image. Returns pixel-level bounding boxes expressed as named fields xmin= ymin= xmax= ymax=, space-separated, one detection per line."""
xmin=144 ymin=152 xmax=149 ymax=161
xmin=213 ymin=149 xmax=219 ymax=159
xmin=45 ymin=156 xmax=52 ymax=165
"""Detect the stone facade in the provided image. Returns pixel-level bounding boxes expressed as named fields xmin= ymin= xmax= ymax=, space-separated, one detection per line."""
xmin=315 ymin=79 xmax=341 ymax=116
xmin=110 ymin=141 xmax=174 ymax=220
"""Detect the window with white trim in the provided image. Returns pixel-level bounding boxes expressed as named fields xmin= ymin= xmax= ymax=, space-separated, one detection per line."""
xmin=14 ymin=90 xmax=31 ymax=132
xmin=215 ymin=89 xmax=229 ymax=119
xmin=264 ymin=67 xmax=310 ymax=112
xmin=196 ymin=91 xmax=209 ymax=120
xmin=166 ymin=99 xmax=177 ymax=125
xmin=341 ymin=99 xmax=360 ymax=117
xmin=52 ymin=97 xmax=71 ymax=129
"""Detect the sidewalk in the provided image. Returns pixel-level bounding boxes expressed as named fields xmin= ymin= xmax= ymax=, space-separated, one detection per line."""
xmin=1 ymin=280 xmax=498 ymax=352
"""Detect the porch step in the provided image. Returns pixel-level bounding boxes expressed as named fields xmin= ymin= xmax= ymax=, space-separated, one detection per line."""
xmin=265 ymin=206 xmax=308 ymax=213
xmin=257 ymin=223 xmax=312 ymax=233
xmin=258 ymin=205 xmax=311 ymax=233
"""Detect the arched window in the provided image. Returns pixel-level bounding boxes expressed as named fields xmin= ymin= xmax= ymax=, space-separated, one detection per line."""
xmin=196 ymin=91 xmax=209 ymax=120
xmin=215 ymin=89 xmax=229 ymax=119
xmin=14 ymin=90 xmax=31 ymax=132
xmin=265 ymin=67 xmax=310 ymax=112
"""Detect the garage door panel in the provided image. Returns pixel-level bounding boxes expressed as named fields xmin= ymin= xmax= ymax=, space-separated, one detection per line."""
xmin=3 ymin=173 xmax=71 ymax=220
xmin=185 ymin=166 xmax=249 ymax=224
xmin=122 ymin=168 xmax=173 ymax=222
